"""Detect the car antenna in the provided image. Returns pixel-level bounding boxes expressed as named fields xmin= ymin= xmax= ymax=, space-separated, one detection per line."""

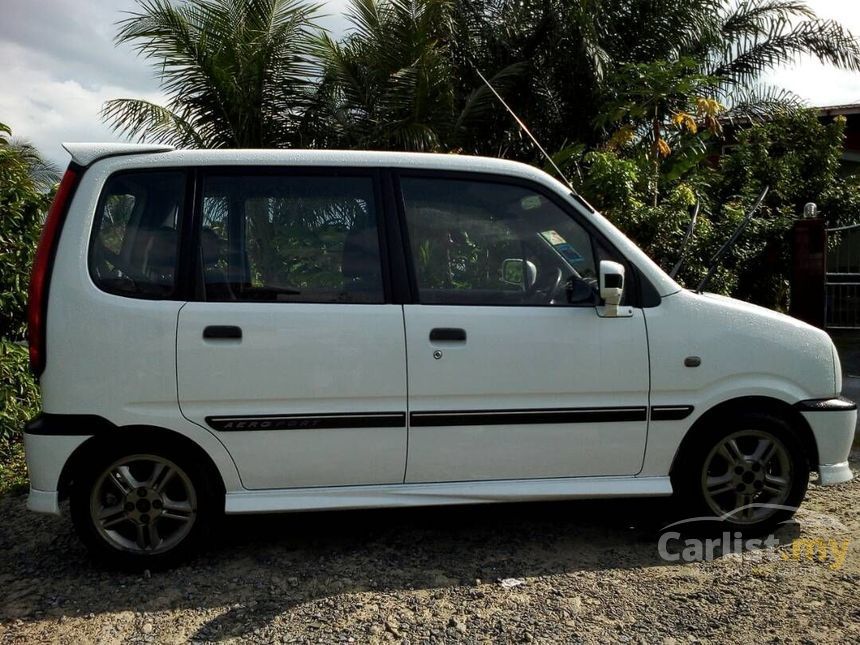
xmin=471 ymin=63 xmax=578 ymax=194
xmin=669 ymin=198 xmax=700 ymax=279
xmin=697 ymin=185 xmax=769 ymax=293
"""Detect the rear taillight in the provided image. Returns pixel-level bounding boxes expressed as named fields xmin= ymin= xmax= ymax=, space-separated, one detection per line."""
xmin=27 ymin=166 xmax=81 ymax=376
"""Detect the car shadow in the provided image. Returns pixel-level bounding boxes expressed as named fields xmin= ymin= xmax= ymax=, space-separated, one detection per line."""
xmin=0 ymin=493 xmax=801 ymax=640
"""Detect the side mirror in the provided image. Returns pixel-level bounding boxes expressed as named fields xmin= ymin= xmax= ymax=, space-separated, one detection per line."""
xmin=599 ymin=260 xmax=625 ymax=317
xmin=501 ymin=258 xmax=537 ymax=289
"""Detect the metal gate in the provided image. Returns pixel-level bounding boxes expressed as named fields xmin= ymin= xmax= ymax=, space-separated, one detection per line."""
xmin=825 ymin=224 xmax=860 ymax=329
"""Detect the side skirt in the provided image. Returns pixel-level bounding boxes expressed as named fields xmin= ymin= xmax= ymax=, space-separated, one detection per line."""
xmin=224 ymin=476 xmax=673 ymax=514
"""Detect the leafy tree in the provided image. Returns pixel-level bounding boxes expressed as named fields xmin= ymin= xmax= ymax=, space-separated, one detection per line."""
xmin=305 ymin=0 xmax=519 ymax=152
xmin=448 ymin=0 xmax=860 ymax=160
xmin=718 ymin=111 xmax=860 ymax=306
xmin=0 ymin=123 xmax=53 ymax=341
xmin=0 ymin=122 xmax=48 ymax=467
xmin=579 ymin=110 xmax=860 ymax=310
xmin=102 ymin=0 xmax=321 ymax=148
xmin=99 ymin=0 xmax=860 ymax=313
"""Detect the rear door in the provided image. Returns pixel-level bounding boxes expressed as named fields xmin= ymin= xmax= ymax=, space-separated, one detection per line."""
xmin=176 ymin=169 xmax=407 ymax=490
xmin=397 ymin=174 xmax=650 ymax=482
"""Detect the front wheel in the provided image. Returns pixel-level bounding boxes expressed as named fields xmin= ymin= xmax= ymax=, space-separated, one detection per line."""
xmin=673 ymin=412 xmax=809 ymax=534
xmin=70 ymin=444 xmax=216 ymax=569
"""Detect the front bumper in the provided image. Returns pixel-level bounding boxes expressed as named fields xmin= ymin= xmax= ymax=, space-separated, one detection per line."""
xmin=797 ymin=397 xmax=857 ymax=486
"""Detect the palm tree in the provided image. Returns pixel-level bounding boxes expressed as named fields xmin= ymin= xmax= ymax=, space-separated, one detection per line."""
xmin=102 ymin=0 xmax=321 ymax=148
xmin=0 ymin=123 xmax=59 ymax=191
xmin=448 ymin=0 xmax=860 ymax=156
xmin=305 ymin=0 xmax=518 ymax=152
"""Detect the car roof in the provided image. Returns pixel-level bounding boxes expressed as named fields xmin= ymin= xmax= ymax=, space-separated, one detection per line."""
xmin=62 ymin=143 xmax=544 ymax=179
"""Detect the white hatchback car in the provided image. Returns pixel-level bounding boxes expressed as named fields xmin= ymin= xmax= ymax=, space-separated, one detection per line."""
xmin=24 ymin=143 xmax=856 ymax=568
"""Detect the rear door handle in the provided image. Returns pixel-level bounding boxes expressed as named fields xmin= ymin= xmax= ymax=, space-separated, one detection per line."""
xmin=430 ymin=328 xmax=466 ymax=342
xmin=203 ymin=325 xmax=242 ymax=340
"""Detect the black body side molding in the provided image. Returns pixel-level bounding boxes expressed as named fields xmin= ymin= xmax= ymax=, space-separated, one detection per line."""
xmin=25 ymin=413 xmax=115 ymax=436
xmin=795 ymin=397 xmax=857 ymax=412
xmin=207 ymin=412 xmax=407 ymax=431
xmin=650 ymin=406 xmax=695 ymax=421
xmin=410 ymin=407 xmax=648 ymax=427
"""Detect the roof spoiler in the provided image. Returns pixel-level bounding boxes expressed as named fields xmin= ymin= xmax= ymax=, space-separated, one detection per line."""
xmin=62 ymin=142 xmax=174 ymax=167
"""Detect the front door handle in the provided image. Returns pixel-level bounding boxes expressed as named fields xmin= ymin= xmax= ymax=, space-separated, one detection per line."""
xmin=430 ymin=328 xmax=466 ymax=342
xmin=203 ymin=325 xmax=242 ymax=340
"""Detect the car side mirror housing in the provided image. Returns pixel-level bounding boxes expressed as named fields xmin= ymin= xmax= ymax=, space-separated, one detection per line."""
xmin=598 ymin=260 xmax=626 ymax=317
xmin=501 ymin=258 xmax=536 ymax=289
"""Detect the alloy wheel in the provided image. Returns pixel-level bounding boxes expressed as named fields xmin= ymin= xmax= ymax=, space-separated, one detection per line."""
xmin=89 ymin=454 xmax=197 ymax=554
xmin=700 ymin=429 xmax=793 ymax=524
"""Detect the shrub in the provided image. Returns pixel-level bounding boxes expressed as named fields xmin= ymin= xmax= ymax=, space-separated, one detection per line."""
xmin=0 ymin=342 xmax=39 ymax=462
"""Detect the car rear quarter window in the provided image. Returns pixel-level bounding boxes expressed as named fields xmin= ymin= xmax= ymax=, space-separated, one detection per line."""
xmin=89 ymin=171 xmax=186 ymax=299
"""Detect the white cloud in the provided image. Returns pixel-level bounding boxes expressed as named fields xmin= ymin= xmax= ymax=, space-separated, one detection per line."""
xmin=762 ymin=0 xmax=860 ymax=107
xmin=0 ymin=0 xmax=351 ymax=167
xmin=0 ymin=42 xmax=165 ymax=167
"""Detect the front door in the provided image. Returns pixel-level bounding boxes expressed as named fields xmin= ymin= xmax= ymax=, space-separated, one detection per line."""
xmin=397 ymin=174 xmax=650 ymax=482
xmin=177 ymin=170 xmax=407 ymax=490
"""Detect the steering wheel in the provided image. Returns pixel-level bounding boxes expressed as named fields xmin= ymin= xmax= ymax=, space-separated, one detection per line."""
xmin=546 ymin=268 xmax=598 ymax=306
xmin=93 ymin=242 xmax=142 ymax=290
xmin=524 ymin=266 xmax=563 ymax=304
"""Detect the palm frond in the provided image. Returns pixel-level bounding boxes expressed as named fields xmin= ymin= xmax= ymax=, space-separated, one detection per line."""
xmin=5 ymin=139 xmax=60 ymax=190
xmin=102 ymin=98 xmax=207 ymax=147
xmin=454 ymin=62 xmax=524 ymax=132
xmin=720 ymin=1 xmax=815 ymax=39
xmin=108 ymin=0 xmax=321 ymax=148
xmin=711 ymin=16 xmax=860 ymax=85
xmin=722 ymin=84 xmax=807 ymax=123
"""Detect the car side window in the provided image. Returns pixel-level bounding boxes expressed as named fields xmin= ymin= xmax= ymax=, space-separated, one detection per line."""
xmin=90 ymin=171 xmax=186 ymax=299
xmin=400 ymin=177 xmax=600 ymax=306
xmin=199 ymin=173 xmax=384 ymax=303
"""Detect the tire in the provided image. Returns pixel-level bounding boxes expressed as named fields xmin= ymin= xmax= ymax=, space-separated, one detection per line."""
xmin=672 ymin=411 xmax=809 ymax=535
xmin=70 ymin=439 xmax=219 ymax=570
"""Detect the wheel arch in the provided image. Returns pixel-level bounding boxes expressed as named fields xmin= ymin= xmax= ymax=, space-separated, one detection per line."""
xmin=669 ymin=395 xmax=818 ymax=477
xmin=58 ymin=425 xmax=226 ymax=502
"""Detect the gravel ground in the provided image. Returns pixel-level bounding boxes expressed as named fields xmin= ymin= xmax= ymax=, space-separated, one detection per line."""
xmin=1 ymin=454 xmax=858 ymax=644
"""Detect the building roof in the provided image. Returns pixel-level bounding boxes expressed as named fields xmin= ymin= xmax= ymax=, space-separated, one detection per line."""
xmin=816 ymin=104 xmax=860 ymax=117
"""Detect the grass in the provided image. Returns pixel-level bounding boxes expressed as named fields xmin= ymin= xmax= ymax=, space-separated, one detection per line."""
xmin=0 ymin=442 xmax=28 ymax=496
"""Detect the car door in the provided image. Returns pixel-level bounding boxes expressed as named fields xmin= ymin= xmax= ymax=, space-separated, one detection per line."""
xmin=176 ymin=169 xmax=407 ymax=490
xmin=397 ymin=174 xmax=650 ymax=483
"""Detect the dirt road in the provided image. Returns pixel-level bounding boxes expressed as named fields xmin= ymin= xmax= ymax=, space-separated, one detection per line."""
xmin=1 ymin=454 xmax=858 ymax=644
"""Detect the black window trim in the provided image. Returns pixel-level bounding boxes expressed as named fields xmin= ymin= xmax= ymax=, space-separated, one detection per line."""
xmin=390 ymin=168 xmax=659 ymax=309
xmin=89 ymin=164 xmax=662 ymax=308
xmin=190 ymin=165 xmax=394 ymax=306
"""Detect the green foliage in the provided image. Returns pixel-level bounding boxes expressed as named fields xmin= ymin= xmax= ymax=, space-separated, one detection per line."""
xmin=103 ymin=0 xmax=322 ymax=148
xmin=307 ymin=0 xmax=458 ymax=150
xmin=104 ymin=1 xmax=860 ymax=158
xmin=578 ymin=110 xmax=860 ymax=310
xmin=0 ymin=126 xmax=53 ymax=341
xmin=1 ymin=123 xmax=51 ymax=492
xmin=717 ymin=111 xmax=860 ymax=306
xmin=0 ymin=342 xmax=39 ymax=463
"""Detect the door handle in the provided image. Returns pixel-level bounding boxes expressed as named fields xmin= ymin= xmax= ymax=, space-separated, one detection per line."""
xmin=203 ymin=325 xmax=242 ymax=340
xmin=430 ymin=328 xmax=466 ymax=342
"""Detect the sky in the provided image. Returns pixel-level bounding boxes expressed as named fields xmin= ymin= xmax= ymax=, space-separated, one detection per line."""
xmin=2 ymin=0 xmax=860 ymax=168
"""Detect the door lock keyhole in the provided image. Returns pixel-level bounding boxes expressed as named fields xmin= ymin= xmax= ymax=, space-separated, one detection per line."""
xmin=433 ymin=350 xmax=443 ymax=360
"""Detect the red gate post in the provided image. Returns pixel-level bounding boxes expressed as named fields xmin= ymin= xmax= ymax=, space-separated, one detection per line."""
xmin=790 ymin=218 xmax=826 ymax=328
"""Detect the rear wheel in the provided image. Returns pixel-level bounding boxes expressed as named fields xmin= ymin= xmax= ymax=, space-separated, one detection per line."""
xmin=673 ymin=412 xmax=809 ymax=534
xmin=70 ymin=443 xmax=217 ymax=569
